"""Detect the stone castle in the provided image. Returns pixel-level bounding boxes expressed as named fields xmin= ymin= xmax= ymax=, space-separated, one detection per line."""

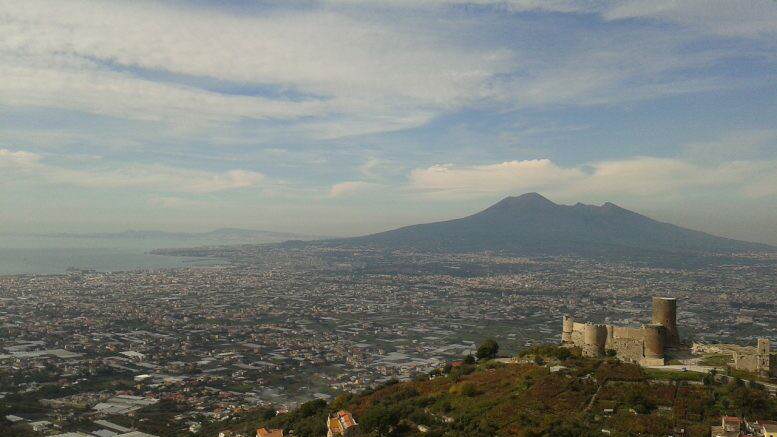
xmin=562 ymin=297 xmax=680 ymax=365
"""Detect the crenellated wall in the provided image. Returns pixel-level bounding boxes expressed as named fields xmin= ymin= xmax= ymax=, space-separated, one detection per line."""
xmin=561 ymin=297 xmax=678 ymax=365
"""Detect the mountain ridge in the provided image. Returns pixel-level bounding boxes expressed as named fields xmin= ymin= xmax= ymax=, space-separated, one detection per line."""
xmin=338 ymin=193 xmax=774 ymax=256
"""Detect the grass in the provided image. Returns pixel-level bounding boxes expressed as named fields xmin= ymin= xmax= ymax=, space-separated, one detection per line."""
xmin=699 ymin=354 xmax=732 ymax=367
xmin=725 ymin=367 xmax=772 ymax=383
xmin=644 ymin=368 xmax=704 ymax=382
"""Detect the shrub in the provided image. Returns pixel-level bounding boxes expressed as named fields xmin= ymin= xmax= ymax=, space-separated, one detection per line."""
xmin=476 ymin=339 xmax=499 ymax=361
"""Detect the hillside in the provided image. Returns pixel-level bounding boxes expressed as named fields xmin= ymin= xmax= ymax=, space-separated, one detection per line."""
xmin=340 ymin=193 xmax=773 ymax=256
xmin=212 ymin=347 xmax=777 ymax=437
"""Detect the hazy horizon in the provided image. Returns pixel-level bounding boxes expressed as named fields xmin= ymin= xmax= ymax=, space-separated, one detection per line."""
xmin=2 ymin=1 xmax=777 ymax=244
xmin=2 ymin=192 xmax=776 ymax=246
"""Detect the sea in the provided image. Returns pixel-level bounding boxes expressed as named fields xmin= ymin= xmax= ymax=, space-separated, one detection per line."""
xmin=0 ymin=234 xmax=222 ymax=276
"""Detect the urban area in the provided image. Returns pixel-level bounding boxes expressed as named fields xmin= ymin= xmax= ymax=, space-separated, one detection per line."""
xmin=2 ymin=245 xmax=777 ymax=436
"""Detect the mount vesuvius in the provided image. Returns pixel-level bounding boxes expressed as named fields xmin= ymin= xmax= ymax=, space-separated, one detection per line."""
xmin=336 ymin=193 xmax=774 ymax=256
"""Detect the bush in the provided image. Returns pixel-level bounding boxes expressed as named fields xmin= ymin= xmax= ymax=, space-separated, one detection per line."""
xmin=476 ymin=339 xmax=499 ymax=361
xmin=519 ymin=345 xmax=572 ymax=361
xmin=449 ymin=382 xmax=478 ymax=397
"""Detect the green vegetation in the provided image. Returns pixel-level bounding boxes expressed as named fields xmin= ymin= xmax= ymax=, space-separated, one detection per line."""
xmin=517 ymin=345 xmax=572 ymax=361
xmin=475 ymin=339 xmax=499 ymax=361
xmin=725 ymin=366 xmax=772 ymax=383
xmin=699 ymin=354 xmax=732 ymax=367
xmin=644 ymin=368 xmax=705 ymax=382
xmin=9 ymin=345 xmax=770 ymax=437
xmin=214 ymin=345 xmax=777 ymax=437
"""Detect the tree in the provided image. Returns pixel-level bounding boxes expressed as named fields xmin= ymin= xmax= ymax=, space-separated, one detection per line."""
xmin=476 ymin=339 xmax=499 ymax=361
xmin=297 ymin=399 xmax=327 ymax=418
xmin=463 ymin=354 xmax=476 ymax=365
xmin=361 ymin=404 xmax=398 ymax=435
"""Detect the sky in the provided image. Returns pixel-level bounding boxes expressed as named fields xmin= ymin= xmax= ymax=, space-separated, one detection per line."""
xmin=1 ymin=0 xmax=777 ymax=244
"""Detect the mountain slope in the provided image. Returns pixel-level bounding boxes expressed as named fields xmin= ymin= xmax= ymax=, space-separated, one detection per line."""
xmin=342 ymin=193 xmax=773 ymax=255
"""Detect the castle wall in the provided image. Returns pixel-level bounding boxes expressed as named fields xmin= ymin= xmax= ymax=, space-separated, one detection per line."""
xmin=733 ymin=352 xmax=760 ymax=373
xmin=569 ymin=330 xmax=584 ymax=347
xmin=691 ymin=343 xmax=727 ymax=355
xmin=607 ymin=337 xmax=644 ymax=363
xmin=568 ymin=322 xmax=586 ymax=347
xmin=560 ymin=296 xmax=678 ymax=366
xmin=611 ymin=326 xmax=644 ymax=341
xmin=565 ymin=322 xmax=656 ymax=363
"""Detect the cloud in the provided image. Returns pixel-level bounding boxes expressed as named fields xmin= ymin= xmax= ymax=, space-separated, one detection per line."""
xmin=2 ymin=0 xmax=769 ymax=142
xmin=147 ymin=196 xmax=209 ymax=208
xmin=0 ymin=148 xmax=264 ymax=194
xmin=358 ymin=157 xmax=406 ymax=179
xmin=0 ymin=148 xmax=41 ymax=168
xmin=683 ymin=129 xmax=777 ymax=162
xmin=0 ymin=0 xmax=513 ymax=137
xmin=409 ymin=159 xmax=582 ymax=197
xmin=407 ymin=156 xmax=777 ymax=200
xmin=329 ymin=181 xmax=382 ymax=198
xmin=335 ymin=0 xmax=777 ymax=39
xmin=51 ymin=166 xmax=265 ymax=194
xmin=602 ymin=0 xmax=777 ymax=38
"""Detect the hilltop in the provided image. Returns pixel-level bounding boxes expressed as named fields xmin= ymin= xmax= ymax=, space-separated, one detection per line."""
xmin=212 ymin=346 xmax=777 ymax=437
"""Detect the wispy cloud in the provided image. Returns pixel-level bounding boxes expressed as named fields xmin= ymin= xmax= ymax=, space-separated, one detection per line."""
xmin=2 ymin=0 xmax=767 ymax=141
xmin=0 ymin=0 xmax=514 ymax=137
xmin=148 ymin=196 xmax=209 ymax=209
xmin=329 ymin=181 xmax=382 ymax=198
xmin=0 ymin=148 xmax=264 ymax=194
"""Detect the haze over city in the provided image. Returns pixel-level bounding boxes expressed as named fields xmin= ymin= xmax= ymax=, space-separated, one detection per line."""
xmin=1 ymin=1 xmax=777 ymax=244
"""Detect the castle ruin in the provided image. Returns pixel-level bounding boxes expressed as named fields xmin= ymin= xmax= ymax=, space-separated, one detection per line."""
xmin=562 ymin=297 xmax=680 ymax=365
xmin=693 ymin=339 xmax=777 ymax=378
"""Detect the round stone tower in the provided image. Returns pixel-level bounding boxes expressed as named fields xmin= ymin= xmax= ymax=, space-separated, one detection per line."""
xmin=583 ymin=324 xmax=607 ymax=358
xmin=562 ymin=315 xmax=574 ymax=345
xmin=642 ymin=324 xmax=666 ymax=359
xmin=652 ymin=297 xmax=679 ymax=347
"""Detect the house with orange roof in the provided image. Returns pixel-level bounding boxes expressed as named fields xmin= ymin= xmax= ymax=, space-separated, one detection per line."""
xmin=256 ymin=428 xmax=283 ymax=437
xmin=256 ymin=427 xmax=284 ymax=437
xmin=327 ymin=410 xmax=357 ymax=437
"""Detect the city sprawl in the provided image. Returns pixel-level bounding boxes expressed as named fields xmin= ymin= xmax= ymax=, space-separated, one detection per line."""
xmin=1 ymin=246 xmax=776 ymax=435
